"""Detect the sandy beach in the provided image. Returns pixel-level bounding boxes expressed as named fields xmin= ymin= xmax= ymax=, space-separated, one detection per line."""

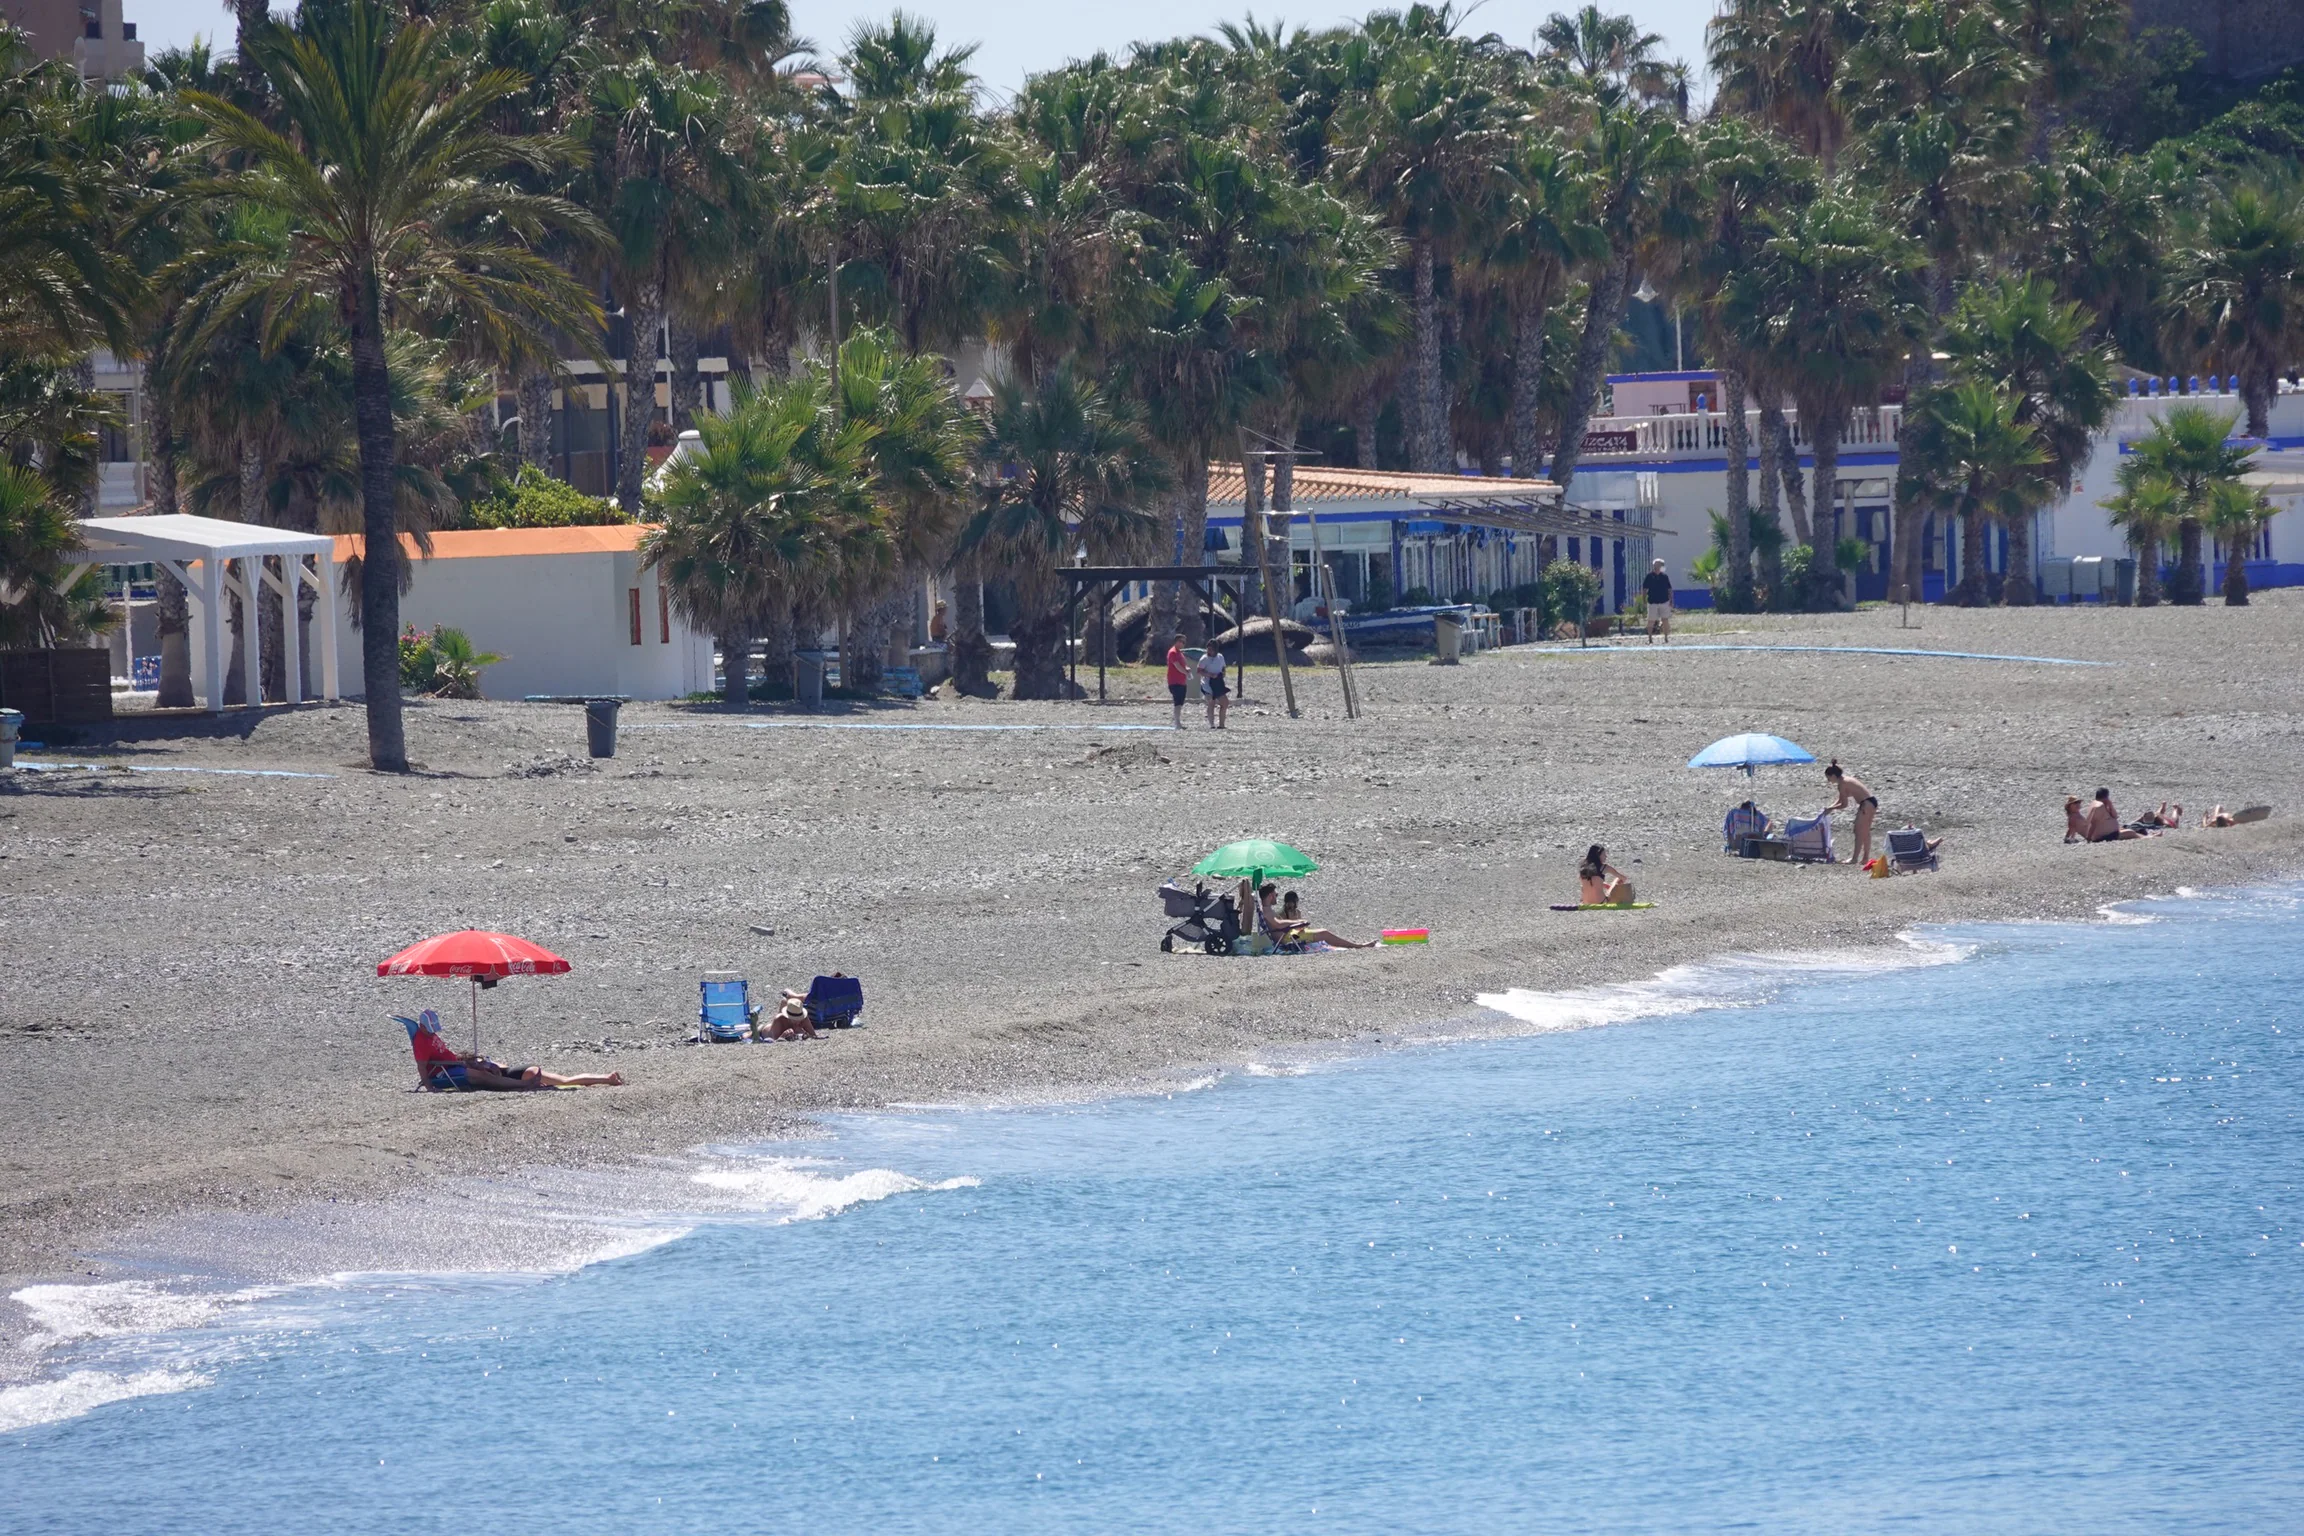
xmin=6 ymin=597 xmax=2304 ymax=1366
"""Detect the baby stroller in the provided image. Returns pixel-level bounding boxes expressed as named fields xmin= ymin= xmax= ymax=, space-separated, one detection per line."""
xmin=1159 ymin=880 xmax=1241 ymax=955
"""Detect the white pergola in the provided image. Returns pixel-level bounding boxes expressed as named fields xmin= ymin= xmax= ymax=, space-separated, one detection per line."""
xmin=71 ymin=514 xmax=341 ymax=711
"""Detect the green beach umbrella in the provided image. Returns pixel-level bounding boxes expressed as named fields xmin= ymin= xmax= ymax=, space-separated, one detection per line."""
xmin=1193 ymin=839 xmax=1320 ymax=883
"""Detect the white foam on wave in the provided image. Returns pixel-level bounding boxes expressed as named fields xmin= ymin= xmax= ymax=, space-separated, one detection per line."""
xmin=1242 ymin=1062 xmax=1311 ymax=1078
xmin=2097 ymin=902 xmax=2159 ymax=925
xmin=0 ymin=1368 xmax=211 ymax=1434
xmin=689 ymin=1159 xmax=978 ymax=1223
xmin=13 ymin=1280 xmax=272 ymax=1352
xmin=1475 ymin=935 xmax=1972 ymax=1037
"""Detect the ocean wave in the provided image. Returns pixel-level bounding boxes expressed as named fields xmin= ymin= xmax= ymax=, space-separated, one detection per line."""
xmin=689 ymin=1160 xmax=978 ymax=1222
xmin=0 ymin=1368 xmax=210 ymax=1434
xmin=1474 ymin=936 xmax=1972 ymax=1037
xmin=12 ymin=1280 xmax=274 ymax=1354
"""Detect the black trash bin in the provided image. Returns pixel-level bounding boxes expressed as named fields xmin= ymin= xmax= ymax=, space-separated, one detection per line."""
xmin=2113 ymin=557 xmax=2136 ymax=607
xmin=584 ymin=697 xmax=621 ymax=757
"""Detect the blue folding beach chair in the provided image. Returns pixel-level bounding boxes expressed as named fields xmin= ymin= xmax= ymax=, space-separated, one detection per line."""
xmin=802 ymin=973 xmax=864 ymax=1029
xmin=1722 ymin=802 xmax=1771 ymax=852
xmin=1782 ymin=815 xmax=1835 ymax=864
xmin=698 ymin=974 xmax=757 ymax=1043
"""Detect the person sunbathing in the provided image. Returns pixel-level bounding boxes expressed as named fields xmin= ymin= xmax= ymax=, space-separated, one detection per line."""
xmin=407 ymin=1010 xmax=622 ymax=1091
xmin=1579 ymin=844 xmax=1636 ymax=906
xmin=2082 ymin=789 xmax=2146 ymax=842
xmin=760 ymin=996 xmax=820 ymax=1040
xmin=2204 ymin=804 xmax=2237 ymax=828
xmin=2131 ymin=801 xmax=2184 ymax=831
xmin=2064 ymin=796 xmax=2089 ymax=843
xmin=1276 ymin=891 xmax=1374 ymax=949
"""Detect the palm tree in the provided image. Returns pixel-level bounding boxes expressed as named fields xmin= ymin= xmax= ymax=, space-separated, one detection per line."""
xmin=1332 ymin=13 xmax=1508 ymax=471
xmin=1707 ymin=0 xmax=1867 ymax=175
xmin=1535 ymin=6 xmax=1669 ymax=101
xmin=1545 ymin=103 xmax=1698 ymax=490
xmin=2166 ymin=177 xmax=2304 ymax=442
xmin=2125 ymin=404 xmax=2256 ymax=607
xmin=578 ymin=53 xmax=743 ymax=517
xmin=179 ymin=0 xmax=604 ymax=770
xmin=822 ymin=327 xmax=980 ymax=695
xmin=964 ymin=366 xmax=1164 ymax=700
xmin=0 ymin=462 xmax=111 ymax=648
xmin=1726 ymin=189 xmax=1927 ymax=608
xmin=644 ymin=374 xmax=881 ymax=705
xmin=2203 ymin=478 xmax=2275 ymax=606
xmin=1481 ymin=126 xmax=1598 ymax=479
xmin=1941 ymin=276 xmax=2116 ymax=604
xmin=1911 ymin=380 xmax=2050 ymax=607
xmin=2102 ymin=460 xmax=2177 ymax=608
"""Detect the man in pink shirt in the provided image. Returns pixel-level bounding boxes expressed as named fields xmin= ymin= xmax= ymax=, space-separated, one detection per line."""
xmin=1164 ymin=632 xmax=1190 ymax=728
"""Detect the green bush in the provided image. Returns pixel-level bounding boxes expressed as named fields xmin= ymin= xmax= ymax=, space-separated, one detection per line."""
xmin=400 ymin=624 xmax=502 ymax=699
xmin=1398 ymin=585 xmax=1435 ymax=607
xmin=1449 ymin=588 xmax=1478 ymax=607
xmin=1775 ymin=544 xmax=1817 ymax=611
xmin=1539 ymin=559 xmax=1602 ymax=632
xmin=1364 ymin=567 xmax=1395 ymax=611
xmin=467 ymin=465 xmax=628 ymax=529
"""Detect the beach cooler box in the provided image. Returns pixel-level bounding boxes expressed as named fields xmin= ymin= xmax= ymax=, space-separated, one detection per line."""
xmin=882 ymin=666 xmax=923 ymax=699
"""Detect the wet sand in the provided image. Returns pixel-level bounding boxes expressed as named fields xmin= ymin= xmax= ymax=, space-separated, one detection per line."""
xmin=6 ymin=597 xmax=2302 ymax=1365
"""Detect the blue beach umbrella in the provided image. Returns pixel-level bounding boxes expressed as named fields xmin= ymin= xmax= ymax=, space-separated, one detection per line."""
xmin=1687 ymin=732 xmax=1816 ymax=779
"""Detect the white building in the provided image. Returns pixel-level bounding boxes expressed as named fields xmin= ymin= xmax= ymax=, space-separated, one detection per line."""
xmin=328 ymin=526 xmax=713 ymax=702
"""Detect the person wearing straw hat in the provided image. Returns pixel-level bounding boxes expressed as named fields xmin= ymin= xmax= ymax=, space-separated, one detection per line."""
xmin=758 ymin=994 xmax=820 ymax=1041
xmin=1642 ymin=559 xmax=1675 ymax=644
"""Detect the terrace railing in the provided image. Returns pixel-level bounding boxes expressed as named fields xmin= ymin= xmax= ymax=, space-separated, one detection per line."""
xmin=1576 ymin=406 xmax=1905 ymax=463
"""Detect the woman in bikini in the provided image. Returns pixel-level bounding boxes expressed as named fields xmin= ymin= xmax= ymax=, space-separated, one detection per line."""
xmin=1822 ymin=761 xmax=1881 ymax=867
xmin=1578 ymin=845 xmax=1636 ymax=906
xmin=1275 ymin=891 xmax=1374 ymax=948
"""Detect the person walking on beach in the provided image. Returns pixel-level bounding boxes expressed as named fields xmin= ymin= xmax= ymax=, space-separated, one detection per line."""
xmin=1200 ymin=643 xmax=1230 ymax=729
xmin=1643 ymin=559 xmax=1675 ymax=643
xmin=1164 ymin=633 xmax=1190 ymax=728
xmin=1821 ymin=761 xmax=1880 ymax=867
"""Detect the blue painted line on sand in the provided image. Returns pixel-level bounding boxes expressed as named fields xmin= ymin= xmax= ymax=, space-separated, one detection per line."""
xmin=10 ymin=760 xmax=336 ymax=779
xmin=1535 ymin=643 xmax=2107 ymax=666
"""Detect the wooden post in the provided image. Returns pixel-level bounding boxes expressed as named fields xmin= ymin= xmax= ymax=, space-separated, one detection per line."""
xmin=1245 ymin=437 xmax=1299 ymax=719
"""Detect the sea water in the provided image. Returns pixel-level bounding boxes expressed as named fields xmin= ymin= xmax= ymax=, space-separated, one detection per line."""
xmin=4 ymin=887 xmax=2299 ymax=1533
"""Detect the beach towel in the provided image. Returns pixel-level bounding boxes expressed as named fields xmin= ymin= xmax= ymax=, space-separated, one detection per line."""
xmin=1549 ymin=902 xmax=1656 ymax=911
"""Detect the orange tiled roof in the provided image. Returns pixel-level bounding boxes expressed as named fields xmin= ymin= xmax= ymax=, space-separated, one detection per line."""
xmin=1204 ymin=463 xmax=1561 ymax=508
xmin=330 ymin=525 xmax=653 ymax=562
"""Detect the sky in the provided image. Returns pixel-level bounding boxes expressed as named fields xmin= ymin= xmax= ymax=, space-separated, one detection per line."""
xmin=123 ymin=0 xmax=1724 ymax=100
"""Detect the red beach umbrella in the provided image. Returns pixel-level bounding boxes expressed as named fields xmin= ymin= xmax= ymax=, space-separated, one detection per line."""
xmin=377 ymin=930 xmax=571 ymax=1057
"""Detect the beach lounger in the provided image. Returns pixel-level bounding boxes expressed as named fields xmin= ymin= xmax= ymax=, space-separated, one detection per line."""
xmin=1782 ymin=815 xmax=1834 ymax=864
xmin=803 ymin=973 xmax=864 ymax=1029
xmin=1885 ymin=827 xmax=1938 ymax=873
xmin=698 ymin=974 xmax=756 ymax=1043
xmin=1723 ymin=804 xmax=1771 ymax=853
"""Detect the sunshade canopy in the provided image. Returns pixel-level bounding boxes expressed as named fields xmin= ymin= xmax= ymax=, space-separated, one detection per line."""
xmin=1192 ymin=839 xmax=1320 ymax=881
xmin=1688 ymin=733 xmax=1817 ymax=778
xmin=377 ymin=930 xmax=571 ymax=978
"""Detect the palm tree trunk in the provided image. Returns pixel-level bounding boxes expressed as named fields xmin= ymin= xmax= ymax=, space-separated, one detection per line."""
xmin=1009 ymin=604 xmax=1070 ymax=700
xmin=1550 ymin=255 xmax=1632 ymax=487
xmin=2224 ymin=542 xmax=2252 ymax=604
xmin=148 ymin=385 xmax=195 ymax=707
xmin=1353 ymin=387 xmax=1380 ymax=470
xmin=718 ymin=626 xmax=749 ymax=704
xmin=2171 ymin=518 xmax=2205 ymax=605
xmin=1891 ymin=273 xmax=1948 ymax=602
xmin=1145 ymin=451 xmax=1212 ymax=649
xmin=1721 ymin=367 xmax=1753 ymax=612
xmin=1808 ymin=423 xmax=1841 ymax=610
xmin=668 ymin=314 xmax=701 ymax=430
xmin=517 ymin=367 xmax=554 ymax=472
xmin=2003 ymin=510 xmax=2037 ymax=606
xmin=2134 ymin=534 xmax=2162 ymax=606
xmin=847 ymin=575 xmax=915 ymax=695
xmin=756 ymin=598 xmax=793 ymax=697
xmin=949 ymin=553 xmax=993 ymax=696
xmin=1412 ymin=238 xmax=1445 ymax=471
xmin=2242 ymin=363 xmax=2272 ymax=441
xmin=1957 ymin=494 xmax=1988 ymax=606
xmin=1755 ymin=395 xmax=1785 ymax=605
xmin=617 ymin=280 xmax=663 ymax=515
xmin=351 ymin=279 xmax=409 ymax=771
xmin=1509 ymin=293 xmax=1548 ymax=480
xmin=1777 ymin=409 xmax=1810 ymax=547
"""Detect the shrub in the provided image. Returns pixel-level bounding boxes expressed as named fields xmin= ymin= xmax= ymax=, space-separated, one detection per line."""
xmin=1539 ymin=559 xmax=1602 ymax=632
xmin=1398 ymin=585 xmax=1435 ymax=607
xmin=1449 ymin=588 xmax=1478 ymax=607
xmin=1364 ymin=567 xmax=1395 ymax=611
xmin=400 ymin=624 xmax=502 ymax=699
xmin=467 ymin=465 xmax=629 ymax=529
